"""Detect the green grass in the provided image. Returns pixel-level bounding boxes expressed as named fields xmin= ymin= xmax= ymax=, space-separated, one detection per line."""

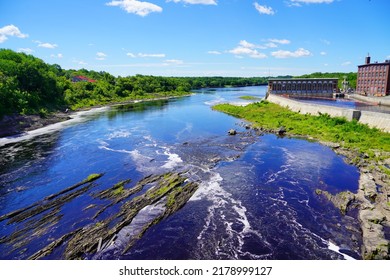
xmin=213 ymin=100 xmax=390 ymax=156
xmin=239 ymin=96 xmax=262 ymax=100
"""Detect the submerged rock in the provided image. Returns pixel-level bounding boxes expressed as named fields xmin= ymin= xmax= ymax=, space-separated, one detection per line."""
xmin=316 ymin=189 xmax=356 ymax=215
xmin=28 ymin=172 xmax=199 ymax=260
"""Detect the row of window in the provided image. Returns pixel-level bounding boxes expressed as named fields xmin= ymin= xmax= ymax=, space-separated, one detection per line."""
xmin=359 ymin=72 xmax=387 ymax=77
xmin=358 ymin=79 xmax=386 ymax=85
xmin=357 ymin=86 xmax=387 ymax=93
xmin=359 ymin=65 xmax=388 ymax=71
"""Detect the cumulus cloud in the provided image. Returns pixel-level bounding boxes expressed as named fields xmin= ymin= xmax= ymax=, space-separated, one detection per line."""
xmin=271 ymin=48 xmax=312 ymax=58
xmin=168 ymin=0 xmax=217 ymax=4
xmin=254 ymin=2 xmax=275 ymax=15
xmin=36 ymin=41 xmax=58 ymax=49
xmin=268 ymin=38 xmax=291 ymax=45
xmin=341 ymin=61 xmax=352 ymax=66
xmin=106 ymin=0 xmax=162 ymax=16
xmin=0 ymin=24 xmax=28 ymax=43
xmin=228 ymin=40 xmax=267 ymax=59
xmin=96 ymin=52 xmax=107 ymax=60
xmin=320 ymin=51 xmax=327 ymax=56
xmin=17 ymin=48 xmax=34 ymax=54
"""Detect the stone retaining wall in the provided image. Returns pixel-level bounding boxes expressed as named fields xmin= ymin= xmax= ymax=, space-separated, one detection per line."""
xmin=266 ymin=94 xmax=390 ymax=132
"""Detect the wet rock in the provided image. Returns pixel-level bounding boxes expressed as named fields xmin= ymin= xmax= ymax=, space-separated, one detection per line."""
xmin=359 ymin=173 xmax=378 ymax=202
xmin=277 ymin=126 xmax=286 ymax=136
xmin=28 ymin=172 xmax=199 ymax=260
xmin=359 ymin=208 xmax=389 ymax=259
xmin=319 ymin=141 xmax=341 ymax=149
xmin=316 ymin=189 xmax=355 ymax=215
xmin=228 ymin=129 xmax=237 ymax=135
xmin=0 ymin=173 xmax=103 ymax=224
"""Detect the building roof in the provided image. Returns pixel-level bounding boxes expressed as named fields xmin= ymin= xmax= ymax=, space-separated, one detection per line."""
xmin=268 ymin=78 xmax=338 ymax=81
xmin=358 ymin=60 xmax=390 ymax=67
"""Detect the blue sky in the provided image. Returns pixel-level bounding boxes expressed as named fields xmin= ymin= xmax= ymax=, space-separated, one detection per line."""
xmin=1 ymin=0 xmax=389 ymax=77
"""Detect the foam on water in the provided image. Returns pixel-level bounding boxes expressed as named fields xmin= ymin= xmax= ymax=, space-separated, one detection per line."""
xmin=161 ymin=147 xmax=183 ymax=169
xmin=0 ymin=106 xmax=109 ymax=147
xmin=193 ymin=170 xmax=266 ymax=259
xmin=107 ymin=129 xmax=131 ymax=140
xmin=204 ymin=95 xmax=226 ymax=106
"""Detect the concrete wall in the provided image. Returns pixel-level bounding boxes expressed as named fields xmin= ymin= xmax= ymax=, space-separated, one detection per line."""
xmin=266 ymin=94 xmax=390 ymax=132
xmin=348 ymin=94 xmax=390 ymax=107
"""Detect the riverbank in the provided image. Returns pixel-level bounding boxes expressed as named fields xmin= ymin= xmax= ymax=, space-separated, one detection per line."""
xmin=0 ymin=93 xmax=191 ymax=139
xmin=213 ymin=100 xmax=390 ymax=259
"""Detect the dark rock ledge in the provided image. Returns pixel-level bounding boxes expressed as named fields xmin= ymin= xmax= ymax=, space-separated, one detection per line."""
xmin=26 ymin=172 xmax=198 ymax=260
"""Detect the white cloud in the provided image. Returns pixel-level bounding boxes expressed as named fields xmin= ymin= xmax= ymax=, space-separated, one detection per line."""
xmin=50 ymin=53 xmax=63 ymax=58
xmin=138 ymin=53 xmax=166 ymax=58
xmin=341 ymin=61 xmax=352 ymax=66
xmin=96 ymin=52 xmax=107 ymax=60
xmin=208 ymin=51 xmax=222 ymax=55
xmin=17 ymin=48 xmax=33 ymax=54
xmin=271 ymin=48 xmax=312 ymax=58
xmin=0 ymin=24 xmax=28 ymax=43
xmin=264 ymin=42 xmax=278 ymax=48
xmin=168 ymin=0 xmax=217 ymax=5
xmin=228 ymin=42 xmax=267 ymax=59
xmin=106 ymin=0 xmax=163 ymax=16
xmin=239 ymin=40 xmax=256 ymax=49
xmin=127 ymin=52 xmax=166 ymax=58
xmin=291 ymin=0 xmax=333 ymax=4
xmin=320 ymin=51 xmax=327 ymax=56
xmin=320 ymin=39 xmax=331 ymax=45
xmin=268 ymin=38 xmax=291 ymax=45
xmin=37 ymin=42 xmax=58 ymax=49
xmin=254 ymin=2 xmax=275 ymax=15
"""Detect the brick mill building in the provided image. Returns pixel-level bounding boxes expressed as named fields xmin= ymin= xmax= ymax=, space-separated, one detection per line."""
xmin=356 ymin=54 xmax=390 ymax=96
xmin=267 ymin=78 xmax=339 ymax=98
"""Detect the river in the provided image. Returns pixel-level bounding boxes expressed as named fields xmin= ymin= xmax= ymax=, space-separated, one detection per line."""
xmin=0 ymin=86 xmax=362 ymax=260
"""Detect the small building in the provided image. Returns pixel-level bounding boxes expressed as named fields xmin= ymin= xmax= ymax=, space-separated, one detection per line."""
xmin=268 ymin=78 xmax=339 ymax=98
xmin=356 ymin=54 xmax=390 ymax=96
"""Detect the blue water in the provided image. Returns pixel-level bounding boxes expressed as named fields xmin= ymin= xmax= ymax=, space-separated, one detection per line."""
xmin=0 ymin=86 xmax=362 ymax=259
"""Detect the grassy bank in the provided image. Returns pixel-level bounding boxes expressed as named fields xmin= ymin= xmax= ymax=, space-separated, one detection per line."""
xmin=213 ymin=100 xmax=390 ymax=157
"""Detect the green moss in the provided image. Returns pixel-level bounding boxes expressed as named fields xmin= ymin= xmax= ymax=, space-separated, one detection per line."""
xmin=112 ymin=185 xmax=124 ymax=196
xmin=86 ymin=173 xmax=103 ymax=182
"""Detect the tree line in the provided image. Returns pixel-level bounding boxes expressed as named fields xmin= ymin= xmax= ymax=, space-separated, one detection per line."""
xmin=0 ymin=49 xmax=357 ymax=119
xmin=295 ymin=72 xmax=357 ymax=90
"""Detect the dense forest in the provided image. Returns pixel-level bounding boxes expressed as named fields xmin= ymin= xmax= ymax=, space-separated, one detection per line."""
xmin=0 ymin=49 xmax=357 ymax=119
